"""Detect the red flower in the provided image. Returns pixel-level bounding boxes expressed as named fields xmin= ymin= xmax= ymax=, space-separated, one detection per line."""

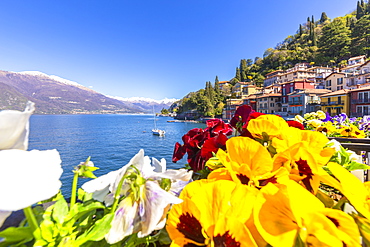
xmin=230 ymin=105 xmax=255 ymax=132
xmin=287 ymin=120 xmax=305 ymax=130
xmin=172 ymin=119 xmax=232 ymax=172
xmin=205 ymin=119 xmax=233 ymax=136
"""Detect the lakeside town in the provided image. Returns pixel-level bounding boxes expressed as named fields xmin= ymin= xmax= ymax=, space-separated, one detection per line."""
xmin=217 ymin=55 xmax=370 ymax=120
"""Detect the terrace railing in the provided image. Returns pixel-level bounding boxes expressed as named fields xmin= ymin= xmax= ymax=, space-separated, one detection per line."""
xmin=329 ymin=137 xmax=370 ymax=182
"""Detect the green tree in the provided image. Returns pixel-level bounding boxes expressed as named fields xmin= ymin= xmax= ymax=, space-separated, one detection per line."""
xmin=319 ymin=12 xmax=329 ymax=24
xmin=240 ymin=59 xmax=248 ymax=82
xmin=351 ymin=14 xmax=370 ymax=56
xmin=317 ymin=17 xmax=351 ymax=63
xmin=357 ymin=0 xmax=366 ymax=19
xmin=235 ymin=67 xmax=241 ymax=82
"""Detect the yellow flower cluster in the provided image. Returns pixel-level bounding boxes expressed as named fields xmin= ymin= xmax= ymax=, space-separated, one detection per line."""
xmin=295 ymin=111 xmax=366 ymax=138
xmin=166 ymin=114 xmax=370 ymax=247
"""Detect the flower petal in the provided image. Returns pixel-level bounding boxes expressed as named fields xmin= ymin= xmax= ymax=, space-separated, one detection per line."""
xmin=0 ymin=149 xmax=62 ymax=211
xmin=0 ymin=101 xmax=35 ymax=150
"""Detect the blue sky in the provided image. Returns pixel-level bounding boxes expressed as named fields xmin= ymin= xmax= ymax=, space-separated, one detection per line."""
xmin=0 ymin=0 xmax=358 ymax=100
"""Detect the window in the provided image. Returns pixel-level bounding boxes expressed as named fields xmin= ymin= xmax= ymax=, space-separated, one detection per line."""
xmin=364 ymin=106 xmax=369 ymax=115
xmin=337 ymin=78 xmax=343 ymax=85
xmin=357 ymin=106 xmax=363 ymax=113
xmin=270 ymin=103 xmax=274 ymax=107
xmin=282 ymin=88 xmax=286 ymax=95
xmin=326 ymin=80 xmax=331 ymax=87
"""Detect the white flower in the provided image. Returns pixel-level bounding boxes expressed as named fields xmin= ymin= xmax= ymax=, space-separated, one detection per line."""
xmin=0 ymin=101 xmax=35 ymax=150
xmin=82 ymin=149 xmax=192 ymax=244
xmin=294 ymin=115 xmax=305 ymax=124
xmin=105 ymin=181 xmax=182 ymax=243
xmin=306 ymin=119 xmax=323 ymax=128
xmin=0 ymin=149 xmax=63 ymax=211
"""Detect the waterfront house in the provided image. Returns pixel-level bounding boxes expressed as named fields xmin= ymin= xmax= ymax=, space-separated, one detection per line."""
xmin=241 ymin=84 xmax=257 ymax=99
xmin=346 ymin=60 xmax=370 ymax=89
xmin=263 ymin=70 xmax=284 ymax=87
xmin=287 ymin=88 xmax=331 ymax=115
xmin=324 ymin=72 xmax=346 ymax=91
xmin=320 ymin=89 xmax=349 ymax=116
xmin=243 ymin=94 xmax=257 ymax=111
xmin=256 ymin=93 xmax=281 ymax=114
xmin=349 ymin=86 xmax=370 ymax=117
xmin=224 ymin=98 xmax=244 ymax=120
xmin=306 ymin=66 xmax=333 ymax=88
xmin=281 ymin=79 xmax=315 ymax=114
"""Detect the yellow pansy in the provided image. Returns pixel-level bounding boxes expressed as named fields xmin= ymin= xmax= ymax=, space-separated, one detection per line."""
xmin=317 ymin=110 xmax=326 ymax=119
xmin=339 ymin=124 xmax=366 ymax=138
xmin=316 ymin=121 xmax=337 ymax=136
xmin=253 ymin=181 xmax=324 ymax=247
xmin=166 ymin=180 xmax=258 ymax=246
xmin=321 ymin=162 xmax=370 ymax=219
xmin=213 ymin=136 xmax=289 ymax=188
xmin=254 ymin=180 xmax=361 ymax=247
xmin=247 ymin=114 xmax=289 ymax=140
xmin=305 ymin=208 xmax=361 ymax=246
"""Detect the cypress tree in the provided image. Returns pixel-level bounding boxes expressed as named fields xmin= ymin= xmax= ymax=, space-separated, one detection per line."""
xmin=357 ymin=0 xmax=365 ymax=19
xmin=214 ymin=76 xmax=220 ymax=96
xmin=311 ymin=15 xmax=315 ymax=26
xmin=235 ymin=67 xmax=241 ymax=82
xmin=299 ymin=24 xmax=303 ymax=36
xmin=240 ymin=59 xmax=248 ymax=82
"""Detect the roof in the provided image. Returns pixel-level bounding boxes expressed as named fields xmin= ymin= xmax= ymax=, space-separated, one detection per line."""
xmin=350 ymin=85 xmax=370 ymax=92
xmin=256 ymin=93 xmax=281 ymax=98
xmin=320 ymin=89 xmax=349 ymax=97
xmin=324 ymin=72 xmax=346 ymax=80
xmin=348 ymin=55 xmax=366 ymax=61
xmin=280 ymin=79 xmax=315 ymax=85
xmin=287 ymin=88 xmax=331 ymax=96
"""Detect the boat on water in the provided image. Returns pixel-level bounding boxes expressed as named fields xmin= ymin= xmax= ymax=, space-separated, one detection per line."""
xmin=152 ymin=108 xmax=165 ymax=136
xmin=152 ymin=129 xmax=165 ymax=136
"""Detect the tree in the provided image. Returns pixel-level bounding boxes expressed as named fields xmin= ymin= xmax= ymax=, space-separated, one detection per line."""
xmin=235 ymin=67 xmax=241 ymax=82
xmin=240 ymin=59 xmax=248 ymax=82
xmin=317 ymin=17 xmax=351 ymax=63
xmin=351 ymin=14 xmax=370 ymax=56
xmin=319 ymin=12 xmax=329 ymax=24
xmin=357 ymin=0 xmax=365 ymax=19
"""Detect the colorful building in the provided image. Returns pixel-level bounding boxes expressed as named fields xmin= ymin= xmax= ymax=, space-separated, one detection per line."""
xmin=320 ymin=89 xmax=350 ymax=116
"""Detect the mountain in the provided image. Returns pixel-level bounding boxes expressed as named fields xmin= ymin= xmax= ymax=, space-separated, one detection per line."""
xmin=110 ymin=96 xmax=178 ymax=113
xmin=0 ymin=70 xmax=173 ymax=114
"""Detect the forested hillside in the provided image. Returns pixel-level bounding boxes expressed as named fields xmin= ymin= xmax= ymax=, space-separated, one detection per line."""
xmin=174 ymin=0 xmax=370 ymax=118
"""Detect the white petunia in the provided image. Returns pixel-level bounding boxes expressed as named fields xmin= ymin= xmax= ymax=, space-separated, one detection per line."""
xmin=0 ymin=149 xmax=63 ymax=211
xmin=0 ymin=101 xmax=35 ymax=150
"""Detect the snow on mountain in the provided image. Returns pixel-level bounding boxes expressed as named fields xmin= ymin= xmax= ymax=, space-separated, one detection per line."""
xmin=110 ymin=96 xmax=178 ymax=104
xmin=16 ymin=71 xmax=86 ymax=88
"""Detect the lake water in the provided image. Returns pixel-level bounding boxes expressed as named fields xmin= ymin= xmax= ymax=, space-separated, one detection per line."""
xmin=28 ymin=114 xmax=205 ymax=196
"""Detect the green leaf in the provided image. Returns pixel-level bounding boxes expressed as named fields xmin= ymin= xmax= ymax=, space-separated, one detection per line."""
xmin=159 ymin=178 xmax=171 ymax=191
xmin=0 ymin=226 xmax=33 ymax=247
xmin=344 ymin=162 xmax=370 ymax=171
xmin=316 ymin=190 xmax=335 ymax=208
xmin=39 ymin=218 xmax=57 ymax=242
xmin=75 ymin=213 xmax=114 ymax=245
xmin=53 ymin=197 xmax=69 ymax=225
xmin=293 ymin=232 xmax=305 ymax=247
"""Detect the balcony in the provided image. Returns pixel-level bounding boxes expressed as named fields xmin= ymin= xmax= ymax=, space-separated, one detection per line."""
xmin=352 ymin=98 xmax=370 ymax=104
xmin=288 ymin=101 xmax=303 ymax=105
xmin=307 ymin=99 xmax=320 ymax=104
